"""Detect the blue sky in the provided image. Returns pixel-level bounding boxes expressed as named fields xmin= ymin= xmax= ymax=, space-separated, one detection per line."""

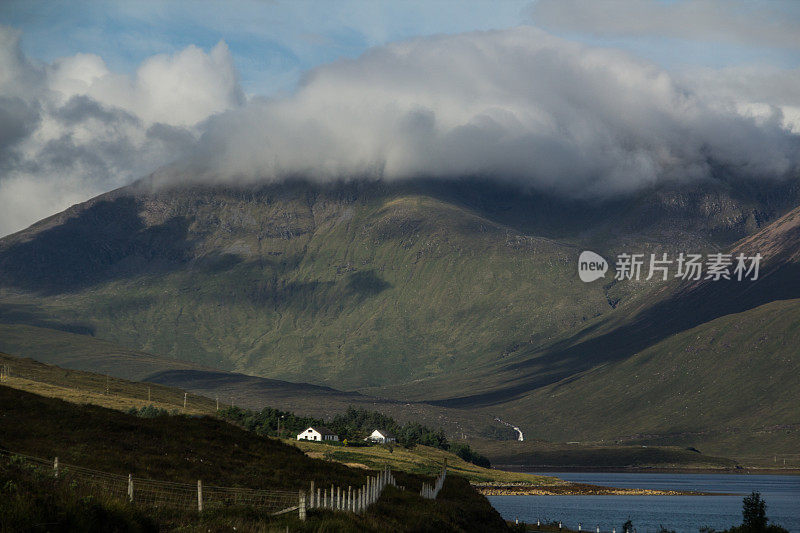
xmin=0 ymin=0 xmax=533 ymax=95
xmin=3 ymin=0 xmax=798 ymax=97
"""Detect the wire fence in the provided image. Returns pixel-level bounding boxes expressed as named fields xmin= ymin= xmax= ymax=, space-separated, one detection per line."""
xmin=0 ymin=450 xmax=299 ymax=515
xmin=0 ymin=449 xmax=446 ymax=521
xmin=0 ymin=360 xmax=225 ymax=414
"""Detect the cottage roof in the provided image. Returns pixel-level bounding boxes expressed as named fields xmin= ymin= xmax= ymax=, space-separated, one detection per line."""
xmin=308 ymin=425 xmax=337 ymax=436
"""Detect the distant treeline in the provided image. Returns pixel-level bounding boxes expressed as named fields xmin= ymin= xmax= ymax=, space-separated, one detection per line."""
xmin=219 ymin=405 xmax=490 ymax=468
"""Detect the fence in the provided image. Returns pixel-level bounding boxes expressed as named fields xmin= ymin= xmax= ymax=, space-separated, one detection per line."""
xmin=0 ymin=360 xmax=225 ymax=414
xmin=307 ymin=464 xmax=395 ymax=515
xmin=1 ymin=450 xmax=299 ymax=516
xmin=420 ymin=460 xmax=446 ymax=499
xmin=0 ymin=449 xmax=443 ymax=522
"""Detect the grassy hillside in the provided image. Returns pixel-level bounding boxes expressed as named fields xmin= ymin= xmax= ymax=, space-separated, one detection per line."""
xmin=0 ymin=385 xmax=509 ymax=532
xmin=0 ymin=353 xmax=547 ymax=481
xmin=0 ymin=323 xmax=206 ymax=382
xmin=3 ymin=351 xmax=745 ymax=479
xmin=0 ymin=349 xmax=512 ymax=441
xmin=3 ymin=177 xmax=786 ymax=391
xmin=292 ymin=439 xmax=556 ymax=483
xmin=2 ymin=177 xmax=800 ymax=465
xmin=481 ymin=298 xmax=800 ymax=466
xmin=403 ymin=206 xmax=800 ymax=465
xmin=0 ymin=180 xmax=612 ymax=389
xmin=0 ymin=351 xmax=219 ymax=415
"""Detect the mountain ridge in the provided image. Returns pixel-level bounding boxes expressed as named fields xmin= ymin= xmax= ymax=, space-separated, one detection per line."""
xmin=1 ymin=175 xmax=799 ymax=460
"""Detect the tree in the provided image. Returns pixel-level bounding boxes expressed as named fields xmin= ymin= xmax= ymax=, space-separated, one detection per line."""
xmin=713 ymin=492 xmax=788 ymax=533
xmin=742 ymin=491 xmax=767 ymax=531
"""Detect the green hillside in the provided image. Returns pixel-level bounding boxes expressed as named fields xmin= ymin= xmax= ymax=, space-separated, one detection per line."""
xmin=2 ymin=177 xmax=788 ymax=390
xmin=475 ymin=298 xmax=800 ymax=466
xmin=397 ymin=205 xmax=800 ymax=464
xmin=0 ymin=180 xmax=613 ymax=389
xmin=1 ymin=177 xmax=800 ymax=464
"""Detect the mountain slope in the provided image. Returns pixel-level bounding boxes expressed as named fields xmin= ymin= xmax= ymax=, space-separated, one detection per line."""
xmin=2 ymin=176 xmax=796 ymax=390
xmin=415 ymin=203 xmax=800 ymax=461
xmin=2 ymin=176 xmax=800 ymax=461
xmin=0 ymin=179 xmax=609 ymax=388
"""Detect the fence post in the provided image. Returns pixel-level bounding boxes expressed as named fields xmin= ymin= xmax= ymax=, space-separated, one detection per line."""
xmin=299 ymin=490 xmax=306 ymax=521
xmin=310 ymin=480 xmax=315 ymax=508
xmin=197 ymin=479 xmax=203 ymax=512
xmin=348 ymin=486 xmax=352 ymax=512
xmin=317 ymin=487 xmax=321 ymax=509
xmin=337 ymin=486 xmax=341 ymax=510
xmin=128 ymin=474 xmax=133 ymax=502
xmin=331 ymin=484 xmax=334 ymax=509
xmin=184 ymin=392 xmax=187 ymax=409
xmin=53 ymin=457 xmax=58 ymax=478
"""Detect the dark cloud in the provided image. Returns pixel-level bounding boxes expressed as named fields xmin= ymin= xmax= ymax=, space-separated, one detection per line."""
xmin=53 ymin=95 xmax=140 ymax=127
xmin=0 ymin=96 xmax=39 ymax=153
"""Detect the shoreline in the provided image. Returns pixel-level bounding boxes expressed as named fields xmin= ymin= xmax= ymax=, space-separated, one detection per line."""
xmin=474 ymin=482 xmax=721 ymax=496
xmin=496 ymin=464 xmax=800 ymax=476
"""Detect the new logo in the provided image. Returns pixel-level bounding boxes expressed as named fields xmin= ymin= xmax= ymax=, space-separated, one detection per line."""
xmin=578 ymin=251 xmax=608 ymax=282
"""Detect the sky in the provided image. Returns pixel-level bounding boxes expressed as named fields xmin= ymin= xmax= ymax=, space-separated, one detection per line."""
xmin=1 ymin=0 xmax=799 ymax=236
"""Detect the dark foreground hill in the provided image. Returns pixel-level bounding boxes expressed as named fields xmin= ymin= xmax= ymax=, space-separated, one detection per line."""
xmin=0 ymin=385 xmax=508 ymax=532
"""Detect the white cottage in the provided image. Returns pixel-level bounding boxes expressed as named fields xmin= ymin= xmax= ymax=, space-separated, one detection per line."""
xmin=366 ymin=429 xmax=396 ymax=444
xmin=297 ymin=426 xmax=339 ymax=442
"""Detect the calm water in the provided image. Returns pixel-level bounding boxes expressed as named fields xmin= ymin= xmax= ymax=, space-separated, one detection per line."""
xmin=488 ymin=472 xmax=800 ymax=532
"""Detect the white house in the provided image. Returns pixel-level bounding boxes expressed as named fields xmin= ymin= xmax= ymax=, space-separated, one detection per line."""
xmin=366 ymin=429 xmax=396 ymax=444
xmin=297 ymin=426 xmax=339 ymax=442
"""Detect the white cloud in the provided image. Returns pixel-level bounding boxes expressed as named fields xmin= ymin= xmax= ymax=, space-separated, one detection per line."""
xmin=2 ymin=23 xmax=800 ymax=238
xmin=529 ymin=0 xmax=800 ymax=49
xmin=0 ymin=26 xmax=243 ymax=236
xmin=47 ymin=41 xmax=243 ymax=127
xmin=182 ymin=27 xmax=800 ymax=196
xmin=680 ymin=65 xmax=800 ymax=133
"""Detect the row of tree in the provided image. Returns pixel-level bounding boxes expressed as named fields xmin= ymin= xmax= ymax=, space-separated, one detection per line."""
xmin=219 ymin=405 xmax=490 ymax=467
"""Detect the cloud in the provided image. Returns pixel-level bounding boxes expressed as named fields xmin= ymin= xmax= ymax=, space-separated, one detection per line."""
xmin=680 ymin=65 xmax=800 ymax=133
xmin=529 ymin=0 xmax=800 ymax=49
xmin=2 ymin=23 xmax=800 ymax=238
xmin=0 ymin=26 xmax=243 ymax=236
xmin=181 ymin=27 xmax=799 ymax=196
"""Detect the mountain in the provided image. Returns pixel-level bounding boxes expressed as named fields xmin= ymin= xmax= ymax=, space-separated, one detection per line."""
xmin=1 ymin=174 xmax=799 ymax=461
xmin=392 ymin=201 xmax=800 ymax=462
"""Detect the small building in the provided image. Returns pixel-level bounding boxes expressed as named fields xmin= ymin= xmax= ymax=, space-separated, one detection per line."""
xmin=366 ymin=429 xmax=396 ymax=444
xmin=297 ymin=426 xmax=339 ymax=442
